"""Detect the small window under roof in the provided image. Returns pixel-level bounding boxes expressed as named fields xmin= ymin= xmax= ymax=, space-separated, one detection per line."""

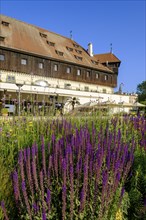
xmin=47 ymin=41 xmax=55 ymax=46
xmin=74 ymin=55 xmax=82 ymax=61
xmin=66 ymin=46 xmax=73 ymax=52
xmin=75 ymin=49 xmax=82 ymax=54
xmin=2 ymin=21 xmax=9 ymax=26
xmin=91 ymin=60 xmax=98 ymax=65
xmin=40 ymin=32 xmax=47 ymax=38
xmin=0 ymin=36 xmax=5 ymax=41
xmin=55 ymin=50 xmax=64 ymax=56
xmin=73 ymin=43 xmax=79 ymax=48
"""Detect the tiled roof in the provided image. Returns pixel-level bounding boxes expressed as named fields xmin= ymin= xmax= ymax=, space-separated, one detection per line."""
xmin=0 ymin=14 xmax=113 ymax=73
xmin=94 ymin=53 xmax=121 ymax=63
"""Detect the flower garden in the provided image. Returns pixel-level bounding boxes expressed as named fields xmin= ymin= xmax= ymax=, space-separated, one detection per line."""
xmin=0 ymin=114 xmax=146 ymax=220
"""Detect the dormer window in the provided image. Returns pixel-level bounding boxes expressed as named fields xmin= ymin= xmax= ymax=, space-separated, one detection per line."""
xmin=66 ymin=46 xmax=73 ymax=52
xmin=75 ymin=49 xmax=82 ymax=54
xmin=74 ymin=55 xmax=82 ymax=61
xmin=73 ymin=43 xmax=79 ymax=48
xmin=40 ymin=32 xmax=47 ymax=38
xmin=2 ymin=21 xmax=9 ymax=27
xmin=55 ymin=50 xmax=64 ymax=56
xmin=91 ymin=60 xmax=98 ymax=65
xmin=47 ymin=41 xmax=55 ymax=46
xmin=0 ymin=36 xmax=5 ymax=41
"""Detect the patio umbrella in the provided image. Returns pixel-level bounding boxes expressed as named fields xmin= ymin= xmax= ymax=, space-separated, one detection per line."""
xmin=117 ymin=101 xmax=133 ymax=107
xmin=133 ymin=102 xmax=146 ymax=107
xmin=76 ymin=101 xmax=98 ymax=108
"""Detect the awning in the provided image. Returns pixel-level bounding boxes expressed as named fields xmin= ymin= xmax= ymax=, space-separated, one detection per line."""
xmin=0 ymin=82 xmax=18 ymax=91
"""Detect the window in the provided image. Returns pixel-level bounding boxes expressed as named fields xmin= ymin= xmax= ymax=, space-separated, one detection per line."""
xmin=103 ymin=89 xmax=107 ymax=93
xmin=73 ymin=43 xmax=79 ymax=48
xmin=105 ymin=75 xmax=108 ymax=80
xmin=47 ymin=41 xmax=55 ymax=46
xmin=54 ymin=64 xmax=58 ymax=71
xmin=84 ymin=86 xmax=89 ymax=91
xmin=6 ymin=75 xmax=16 ymax=83
xmin=77 ymin=69 xmax=81 ymax=76
xmin=87 ymin=71 xmax=90 ymax=77
xmin=64 ymin=83 xmax=71 ymax=89
xmin=55 ymin=50 xmax=64 ymax=56
xmin=91 ymin=60 xmax=98 ymax=65
xmin=66 ymin=67 xmax=71 ymax=73
xmin=75 ymin=49 xmax=82 ymax=54
xmin=21 ymin=59 xmax=27 ymax=65
xmin=74 ymin=55 xmax=82 ymax=61
xmin=96 ymin=73 xmax=99 ymax=79
xmin=0 ymin=54 xmax=5 ymax=61
xmin=40 ymin=32 xmax=47 ymax=38
xmin=39 ymin=63 xmax=44 ymax=69
xmin=0 ymin=36 xmax=5 ymax=41
xmin=2 ymin=21 xmax=9 ymax=26
xmin=66 ymin=46 xmax=73 ymax=52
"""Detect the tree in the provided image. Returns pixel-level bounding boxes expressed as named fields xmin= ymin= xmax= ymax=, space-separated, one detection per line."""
xmin=66 ymin=97 xmax=80 ymax=110
xmin=136 ymin=81 xmax=146 ymax=104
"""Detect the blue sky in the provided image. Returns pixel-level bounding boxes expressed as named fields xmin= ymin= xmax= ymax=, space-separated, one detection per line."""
xmin=1 ymin=0 xmax=145 ymax=93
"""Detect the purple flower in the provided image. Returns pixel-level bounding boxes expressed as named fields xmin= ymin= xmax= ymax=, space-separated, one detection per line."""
xmin=42 ymin=208 xmax=47 ymax=220
xmin=70 ymin=165 xmax=74 ymax=219
xmin=41 ymin=136 xmax=47 ymax=177
xmin=21 ymin=181 xmax=32 ymax=219
xmin=12 ymin=170 xmax=21 ymax=203
xmin=40 ymin=171 xmax=45 ymax=208
xmin=62 ymin=185 xmax=67 ymax=220
xmin=121 ymin=187 xmax=125 ymax=198
xmin=46 ymin=189 xmax=51 ymax=212
xmin=32 ymin=202 xmax=39 ymax=215
xmin=31 ymin=145 xmax=38 ymax=191
xmin=1 ymin=201 xmax=9 ymax=220
xmin=18 ymin=150 xmax=25 ymax=181
xmin=26 ymin=147 xmax=34 ymax=198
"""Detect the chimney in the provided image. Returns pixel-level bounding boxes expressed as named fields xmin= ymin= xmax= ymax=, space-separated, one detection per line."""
xmin=88 ymin=42 xmax=93 ymax=57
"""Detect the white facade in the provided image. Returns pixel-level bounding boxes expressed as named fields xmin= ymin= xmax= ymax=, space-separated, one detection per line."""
xmin=0 ymin=70 xmax=137 ymax=113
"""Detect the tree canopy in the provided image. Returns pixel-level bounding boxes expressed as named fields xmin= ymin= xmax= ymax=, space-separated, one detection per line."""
xmin=136 ymin=81 xmax=146 ymax=104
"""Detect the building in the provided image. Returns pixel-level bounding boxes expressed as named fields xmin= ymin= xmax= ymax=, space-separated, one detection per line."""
xmin=0 ymin=14 xmax=137 ymax=115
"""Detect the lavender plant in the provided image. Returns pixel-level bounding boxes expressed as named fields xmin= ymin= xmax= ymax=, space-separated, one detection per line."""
xmin=1 ymin=119 xmax=136 ymax=219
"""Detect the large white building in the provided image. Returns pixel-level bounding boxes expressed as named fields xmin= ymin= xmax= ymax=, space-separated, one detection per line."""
xmin=0 ymin=15 xmax=137 ymax=114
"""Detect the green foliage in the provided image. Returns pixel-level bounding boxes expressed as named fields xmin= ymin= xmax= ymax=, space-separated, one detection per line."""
xmin=0 ymin=115 xmax=146 ymax=219
xmin=136 ymin=80 xmax=146 ymax=103
xmin=1 ymin=108 xmax=8 ymax=114
xmin=125 ymin=147 xmax=146 ymax=219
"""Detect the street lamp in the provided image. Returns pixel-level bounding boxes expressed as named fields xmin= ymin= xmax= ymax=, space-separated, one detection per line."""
xmin=16 ymin=84 xmax=23 ymax=116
